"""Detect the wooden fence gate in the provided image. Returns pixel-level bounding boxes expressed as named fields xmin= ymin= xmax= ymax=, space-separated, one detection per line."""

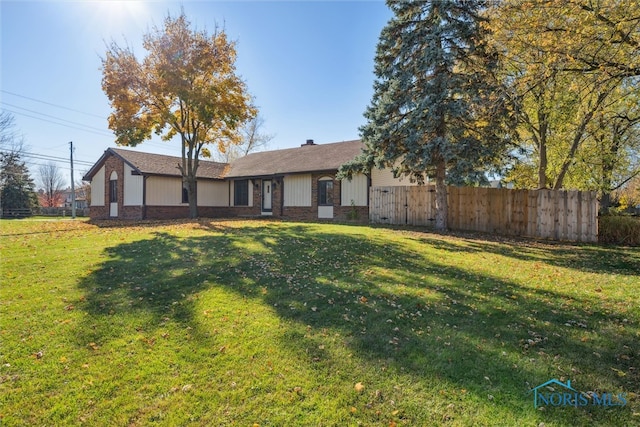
xmin=369 ymin=186 xmax=598 ymax=242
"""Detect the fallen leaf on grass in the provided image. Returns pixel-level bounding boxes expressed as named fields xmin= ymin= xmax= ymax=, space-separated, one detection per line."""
xmin=611 ymin=367 xmax=626 ymax=377
xmin=355 ymin=382 xmax=365 ymax=393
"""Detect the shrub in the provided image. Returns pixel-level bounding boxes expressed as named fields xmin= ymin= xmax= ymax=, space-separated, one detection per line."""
xmin=347 ymin=199 xmax=359 ymax=221
xmin=599 ymin=215 xmax=640 ymax=246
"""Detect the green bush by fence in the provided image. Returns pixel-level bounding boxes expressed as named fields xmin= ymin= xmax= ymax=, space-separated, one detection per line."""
xmin=599 ymin=215 xmax=640 ymax=246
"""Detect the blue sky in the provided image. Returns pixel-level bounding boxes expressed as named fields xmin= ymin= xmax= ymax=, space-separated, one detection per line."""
xmin=1 ymin=0 xmax=391 ymax=186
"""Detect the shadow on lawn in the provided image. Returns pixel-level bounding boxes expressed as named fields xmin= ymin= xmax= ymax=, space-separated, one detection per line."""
xmin=408 ymin=233 xmax=640 ymax=276
xmin=76 ymin=222 xmax=638 ymax=424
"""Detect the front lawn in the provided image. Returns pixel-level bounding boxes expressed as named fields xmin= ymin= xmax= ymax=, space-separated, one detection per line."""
xmin=0 ymin=219 xmax=638 ymax=426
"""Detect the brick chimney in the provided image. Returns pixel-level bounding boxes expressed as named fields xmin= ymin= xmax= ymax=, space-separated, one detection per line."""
xmin=301 ymin=139 xmax=316 ymax=147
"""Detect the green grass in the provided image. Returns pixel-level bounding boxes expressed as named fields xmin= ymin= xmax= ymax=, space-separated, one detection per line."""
xmin=1 ymin=218 xmax=638 ymax=426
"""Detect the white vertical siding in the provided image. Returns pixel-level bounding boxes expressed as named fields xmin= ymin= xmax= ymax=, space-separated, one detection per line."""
xmin=283 ymin=174 xmax=312 ymax=207
xmin=341 ymin=173 xmax=368 ymax=206
xmin=146 ymin=176 xmax=182 ymax=205
xmin=199 ymin=180 xmax=229 ymax=206
xmin=371 ymin=167 xmax=422 ymax=187
xmin=91 ymin=166 xmax=105 ymax=206
xmin=123 ymin=164 xmax=143 ymax=206
xmin=229 ymin=180 xmax=235 ymax=207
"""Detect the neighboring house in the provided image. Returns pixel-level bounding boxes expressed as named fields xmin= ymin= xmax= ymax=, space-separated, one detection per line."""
xmin=62 ymin=187 xmax=89 ymax=209
xmin=82 ymin=139 xmax=418 ymax=221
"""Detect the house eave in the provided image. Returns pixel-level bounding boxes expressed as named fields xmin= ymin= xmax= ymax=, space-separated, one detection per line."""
xmin=225 ymin=168 xmax=343 ymax=180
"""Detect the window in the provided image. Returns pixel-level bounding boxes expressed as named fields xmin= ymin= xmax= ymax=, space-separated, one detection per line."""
xmin=318 ymin=178 xmax=333 ymax=206
xmin=234 ymin=179 xmax=249 ymax=206
xmin=182 ymin=182 xmax=196 ymax=204
xmin=182 ymin=186 xmax=189 ymax=204
xmin=109 ymin=179 xmax=117 ymax=203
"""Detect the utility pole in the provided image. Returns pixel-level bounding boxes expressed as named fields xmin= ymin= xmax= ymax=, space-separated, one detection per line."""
xmin=69 ymin=141 xmax=76 ymax=219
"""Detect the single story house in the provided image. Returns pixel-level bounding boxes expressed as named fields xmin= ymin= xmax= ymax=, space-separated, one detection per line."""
xmin=82 ymin=139 xmax=417 ymax=221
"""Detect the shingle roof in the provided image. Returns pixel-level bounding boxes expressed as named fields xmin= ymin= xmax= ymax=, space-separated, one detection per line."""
xmin=83 ymin=140 xmax=364 ymax=182
xmin=225 ymin=140 xmax=364 ymax=178
xmin=83 ymin=148 xmax=228 ymax=180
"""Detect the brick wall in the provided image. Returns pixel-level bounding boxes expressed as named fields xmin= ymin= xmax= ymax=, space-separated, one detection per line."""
xmin=333 ymin=205 xmax=369 ymax=223
xmin=88 ymin=155 xmax=127 ymax=220
xmin=122 ymin=206 xmax=143 ymax=220
xmin=278 ymin=173 xmax=368 ymax=223
xmin=89 ymin=206 xmax=109 ymax=220
xmin=271 ymin=179 xmax=282 ymax=216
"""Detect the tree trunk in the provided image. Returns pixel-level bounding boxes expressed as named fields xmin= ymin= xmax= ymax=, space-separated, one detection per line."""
xmin=553 ymin=90 xmax=611 ymax=190
xmin=599 ymin=192 xmax=612 ymax=214
xmin=538 ymin=137 xmax=548 ymax=189
xmin=434 ymin=158 xmax=447 ymax=231
xmin=598 ymin=128 xmax=620 ymax=214
xmin=187 ymin=176 xmax=198 ymax=219
xmin=180 ymin=135 xmax=199 ymax=219
xmin=537 ymin=102 xmax=548 ymax=189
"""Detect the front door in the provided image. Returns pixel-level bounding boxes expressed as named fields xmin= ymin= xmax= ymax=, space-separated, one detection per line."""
xmin=262 ymin=180 xmax=272 ymax=214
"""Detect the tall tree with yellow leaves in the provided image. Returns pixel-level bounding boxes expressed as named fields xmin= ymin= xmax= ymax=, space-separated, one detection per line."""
xmin=489 ymin=0 xmax=639 ymax=191
xmin=102 ymin=12 xmax=255 ymax=218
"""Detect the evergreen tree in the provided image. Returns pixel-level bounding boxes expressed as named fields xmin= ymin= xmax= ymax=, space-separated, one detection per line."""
xmin=341 ymin=0 xmax=513 ymax=230
xmin=1 ymin=152 xmax=38 ymax=217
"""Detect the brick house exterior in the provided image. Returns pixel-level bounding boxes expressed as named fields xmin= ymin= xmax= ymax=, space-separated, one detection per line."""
xmin=83 ymin=140 xmax=370 ymax=222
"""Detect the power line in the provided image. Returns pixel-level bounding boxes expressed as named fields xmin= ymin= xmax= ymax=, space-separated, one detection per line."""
xmin=24 ymin=160 xmax=76 ymax=173
xmin=1 ymin=92 xmax=190 ymax=155
xmin=2 ymin=102 xmax=111 ymax=134
xmin=20 ymin=151 xmax=95 ymax=167
xmin=1 ymin=106 xmax=113 ymax=138
xmin=0 ymin=89 xmax=107 ymax=119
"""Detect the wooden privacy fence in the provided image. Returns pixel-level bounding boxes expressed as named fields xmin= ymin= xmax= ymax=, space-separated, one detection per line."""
xmin=369 ymin=186 xmax=599 ymax=242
